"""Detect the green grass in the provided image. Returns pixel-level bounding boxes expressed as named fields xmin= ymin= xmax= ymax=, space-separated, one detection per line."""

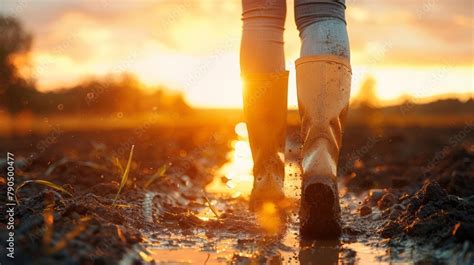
xmin=203 ymin=190 xmax=219 ymax=218
xmin=16 ymin=179 xmax=73 ymax=204
xmin=113 ymin=145 xmax=135 ymax=206
xmin=144 ymin=163 xmax=168 ymax=188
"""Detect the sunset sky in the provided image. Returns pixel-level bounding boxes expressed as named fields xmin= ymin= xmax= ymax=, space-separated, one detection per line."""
xmin=2 ymin=0 xmax=473 ymax=108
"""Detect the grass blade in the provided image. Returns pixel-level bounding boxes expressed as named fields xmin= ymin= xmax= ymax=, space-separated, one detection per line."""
xmin=77 ymin=161 xmax=108 ymax=171
xmin=113 ymin=145 xmax=134 ymax=205
xmin=48 ymin=217 xmax=91 ymax=254
xmin=113 ymin=157 xmax=124 ymax=174
xmin=202 ymin=190 xmax=219 ymax=218
xmin=16 ymin=180 xmax=73 ymax=204
xmin=114 ymin=203 xmax=133 ymax=208
xmin=144 ymin=163 xmax=168 ymax=188
xmin=44 ymin=157 xmax=69 ymax=177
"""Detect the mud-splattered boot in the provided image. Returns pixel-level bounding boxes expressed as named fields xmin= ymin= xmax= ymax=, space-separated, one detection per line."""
xmin=295 ymin=55 xmax=351 ymax=238
xmin=242 ymin=72 xmax=289 ymax=211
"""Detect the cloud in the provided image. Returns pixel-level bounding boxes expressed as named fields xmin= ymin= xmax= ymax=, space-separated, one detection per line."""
xmin=1 ymin=0 xmax=472 ymax=95
xmin=346 ymin=0 xmax=473 ymax=65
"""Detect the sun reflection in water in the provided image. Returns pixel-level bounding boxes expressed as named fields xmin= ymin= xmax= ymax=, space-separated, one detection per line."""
xmin=146 ymin=122 xmax=395 ymax=264
xmin=205 ymin=122 xmax=254 ymax=198
xmin=206 ymin=122 xmax=302 ymax=200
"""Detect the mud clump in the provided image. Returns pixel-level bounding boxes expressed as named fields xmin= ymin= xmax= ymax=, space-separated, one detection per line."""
xmin=342 ymin=146 xmax=473 ymax=197
xmin=0 ymin=129 xmax=232 ymax=265
xmin=428 ymin=148 xmax=474 ymax=198
xmin=359 ymin=205 xmax=372 ymax=216
xmin=379 ymin=181 xmax=474 ymax=247
xmin=377 ymin=192 xmax=398 ymax=210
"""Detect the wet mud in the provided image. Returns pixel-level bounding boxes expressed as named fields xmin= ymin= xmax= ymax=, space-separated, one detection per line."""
xmin=0 ymin=124 xmax=473 ymax=264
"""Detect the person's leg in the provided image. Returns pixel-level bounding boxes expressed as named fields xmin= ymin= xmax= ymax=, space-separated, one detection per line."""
xmin=296 ymin=0 xmax=350 ymax=58
xmin=240 ymin=0 xmax=286 ymax=73
xmin=294 ymin=0 xmax=351 ymax=238
xmin=241 ymin=0 xmax=289 ymax=210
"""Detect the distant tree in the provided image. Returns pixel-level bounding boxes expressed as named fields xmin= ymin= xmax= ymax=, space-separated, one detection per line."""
xmin=353 ymin=76 xmax=379 ymax=109
xmin=39 ymin=73 xmax=191 ymax=115
xmin=398 ymin=93 xmax=415 ymax=104
xmin=0 ymin=15 xmax=37 ymax=114
xmin=0 ymin=16 xmax=191 ymax=116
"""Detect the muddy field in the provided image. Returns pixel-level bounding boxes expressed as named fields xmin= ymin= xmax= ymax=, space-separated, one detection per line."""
xmin=0 ymin=121 xmax=473 ymax=264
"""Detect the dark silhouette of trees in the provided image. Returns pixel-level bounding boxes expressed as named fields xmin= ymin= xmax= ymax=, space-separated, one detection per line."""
xmin=42 ymin=73 xmax=191 ymax=115
xmin=0 ymin=15 xmax=38 ymax=114
xmin=0 ymin=16 xmax=190 ymax=116
xmin=353 ymin=76 xmax=379 ymax=109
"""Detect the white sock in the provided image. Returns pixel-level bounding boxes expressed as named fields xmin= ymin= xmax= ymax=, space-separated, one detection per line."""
xmin=300 ymin=19 xmax=350 ymax=59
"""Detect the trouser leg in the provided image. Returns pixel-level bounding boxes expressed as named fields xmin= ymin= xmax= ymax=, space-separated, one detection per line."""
xmin=241 ymin=0 xmax=287 ymax=73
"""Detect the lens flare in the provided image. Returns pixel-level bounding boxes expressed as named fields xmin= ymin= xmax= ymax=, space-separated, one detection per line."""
xmin=256 ymin=202 xmax=282 ymax=234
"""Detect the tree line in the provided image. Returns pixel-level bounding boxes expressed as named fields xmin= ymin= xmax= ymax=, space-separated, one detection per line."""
xmin=0 ymin=15 xmax=190 ymax=115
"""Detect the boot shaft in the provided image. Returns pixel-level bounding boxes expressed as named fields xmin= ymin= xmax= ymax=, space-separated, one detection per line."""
xmin=242 ymin=71 xmax=289 ymax=178
xmin=295 ymin=55 xmax=351 ymax=179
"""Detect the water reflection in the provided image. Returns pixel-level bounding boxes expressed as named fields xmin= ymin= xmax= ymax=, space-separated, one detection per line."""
xmin=205 ymin=122 xmax=254 ymax=198
xmin=206 ymin=122 xmax=302 ymax=200
xmin=144 ymin=123 xmax=391 ymax=264
xmin=299 ymin=240 xmax=340 ymax=265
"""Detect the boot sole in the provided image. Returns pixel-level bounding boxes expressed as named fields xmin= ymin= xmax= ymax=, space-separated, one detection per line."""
xmin=300 ymin=183 xmax=341 ymax=239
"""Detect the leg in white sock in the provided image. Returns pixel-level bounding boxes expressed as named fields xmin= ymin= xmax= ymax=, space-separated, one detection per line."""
xmin=300 ymin=19 xmax=350 ymax=58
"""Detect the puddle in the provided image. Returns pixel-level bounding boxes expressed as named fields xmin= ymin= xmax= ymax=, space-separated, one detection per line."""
xmin=144 ymin=122 xmax=393 ymax=264
xmin=206 ymin=122 xmax=254 ymax=198
xmin=206 ymin=122 xmax=301 ymax=200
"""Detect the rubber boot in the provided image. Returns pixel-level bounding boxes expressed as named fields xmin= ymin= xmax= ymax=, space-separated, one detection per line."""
xmin=243 ymin=71 xmax=289 ymax=211
xmin=295 ymin=55 xmax=351 ymax=238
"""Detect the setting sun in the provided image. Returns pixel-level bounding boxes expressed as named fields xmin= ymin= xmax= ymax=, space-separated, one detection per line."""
xmin=3 ymin=0 xmax=471 ymax=108
xmin=1 ymin=1 xmax=473 ymax=264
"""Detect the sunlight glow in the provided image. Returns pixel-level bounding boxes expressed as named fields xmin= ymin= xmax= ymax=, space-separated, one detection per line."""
xmin=205 ymin=122 xmax=254 ymax=197
xmin=205 ymin=122 xmax=303 ymax=200
xmin=256 ymin=202 xmax=282 ymax=234
xmin=5 ymin=0 xmax=472 ymax=108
